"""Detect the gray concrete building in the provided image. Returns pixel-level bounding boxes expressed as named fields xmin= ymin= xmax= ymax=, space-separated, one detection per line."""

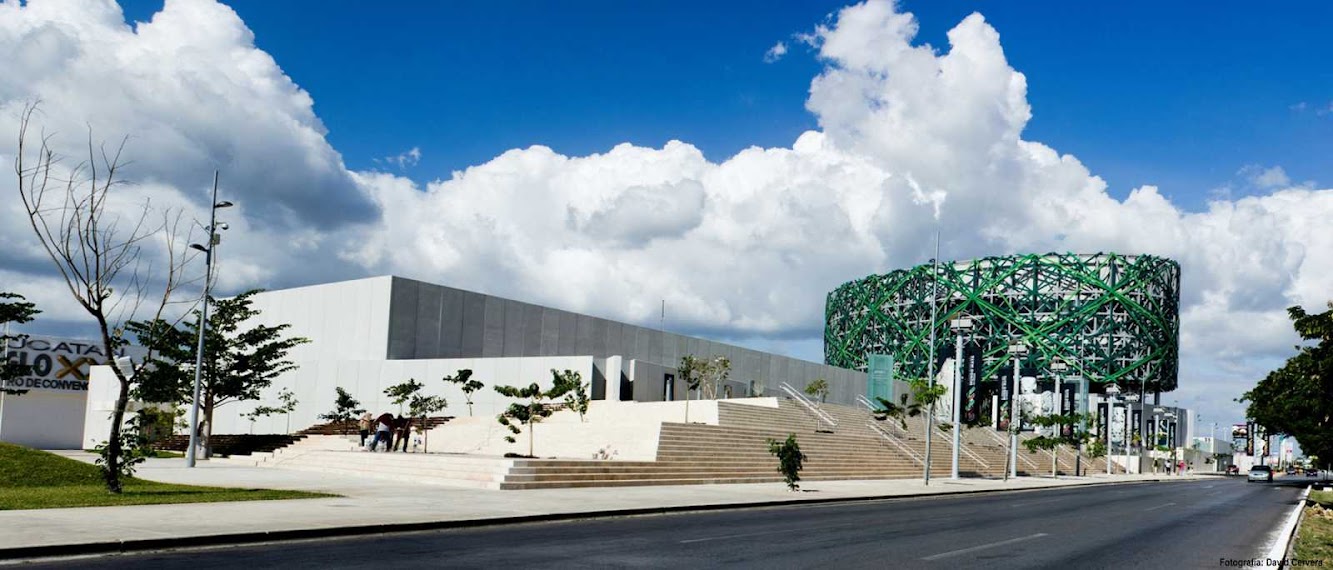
xmin=380 ymin=276 xmax=866 ymax=404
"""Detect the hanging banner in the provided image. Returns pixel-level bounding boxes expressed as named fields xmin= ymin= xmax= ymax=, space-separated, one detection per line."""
xmin=1131 ymin=409 xmax=1142 ymax=448
xmin=962 ymin=341 xmax=983 ymax=424
xmin=1060 ymin=383 xmax=1075 ymax=437
xmin=997 ymin=369 xmax=1012 ymax=432
xmin=1096 ymin=402 xmax=1108 ymax=440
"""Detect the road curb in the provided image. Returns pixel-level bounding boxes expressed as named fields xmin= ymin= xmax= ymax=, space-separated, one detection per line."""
xmin=0 ymin=476 xmax=1189 ymax=561
xmin=1271 ymin=484 xmax=1313 ymax=567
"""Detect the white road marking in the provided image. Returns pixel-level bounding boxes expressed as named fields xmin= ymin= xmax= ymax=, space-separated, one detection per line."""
xmin=921 ymin=533 xmax=1048 ymax=561
xmin=1143 ymin=502 xmax=1177 ymax=511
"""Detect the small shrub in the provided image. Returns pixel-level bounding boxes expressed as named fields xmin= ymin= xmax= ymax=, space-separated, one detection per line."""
xmin=767 ymin=434 xmax=808 ymax=491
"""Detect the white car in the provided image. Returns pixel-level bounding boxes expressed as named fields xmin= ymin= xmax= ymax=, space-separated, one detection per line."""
xmin=1248 ymin=465 xmax=1273 ymax=482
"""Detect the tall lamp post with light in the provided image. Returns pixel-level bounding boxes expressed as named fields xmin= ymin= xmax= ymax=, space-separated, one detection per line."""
xmin=1105 ymin=383 xmax=1122 ymax=476
xmin=185 ymin=172 xmax=232 ymax=468
xmin=949 ymin=317 xmax=972 ymax=479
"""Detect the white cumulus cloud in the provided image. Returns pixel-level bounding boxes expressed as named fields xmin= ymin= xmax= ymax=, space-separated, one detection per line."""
xmin=0 ymin=0 xmax=1328 ymax=428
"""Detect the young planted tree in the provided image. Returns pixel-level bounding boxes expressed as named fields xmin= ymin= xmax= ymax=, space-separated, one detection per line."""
xmin=15 ymin=104 xmax=194 ymax=492
xmin=246 ymin=387 xmax=299 ymax=433
xmin=494 ymin=369 xmax=578 ymax=457
xmin=443 ymin=369 xmax=483 ymax=416
xmin=766 ymin=434 xmax=808 ymax=491
xmin=678 ymin=355 xmax=705 ymax=423
xmin=319 ymin=387 xmax=365 ymax=435
xmin=1022 ymin=411 xmax=1093 ymax=477
xmin=702 ymin=355 xmax=731 ymax=399
xmin=408 ymin=392 xmax=448 ymax=452
xmin=384 ymin=378 xmax=425 ymax=415
xmin=0 ymin=293 xmax=40 ymax=396
xmin=560 ymin=370 xmax=590 ymax=422
xmin=129 ymin=289 xmax=308 ymax=458
xmin=873 ymin=393 xmax=924 ymax=432
xmin=804 ymin=378 xmax=830 ymax=403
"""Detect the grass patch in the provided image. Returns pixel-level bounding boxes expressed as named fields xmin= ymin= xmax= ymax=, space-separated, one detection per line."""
xmin=0 ymin=442 xmax=332 ymax=510
xmin=1293 ymin=490 xmax=1333 ymax=563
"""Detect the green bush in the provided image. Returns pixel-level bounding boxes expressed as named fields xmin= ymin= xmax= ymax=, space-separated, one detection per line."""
xmin=767 ymin=434 xmax=808 ymax=491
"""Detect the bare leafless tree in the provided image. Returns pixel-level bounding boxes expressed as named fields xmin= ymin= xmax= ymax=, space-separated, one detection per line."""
xmin=13 ymin=102 xmax=197 ymax=492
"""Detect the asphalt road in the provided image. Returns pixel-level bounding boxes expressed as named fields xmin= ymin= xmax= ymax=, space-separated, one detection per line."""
xmin=33 ymin=476 xmax=1312 ymax=569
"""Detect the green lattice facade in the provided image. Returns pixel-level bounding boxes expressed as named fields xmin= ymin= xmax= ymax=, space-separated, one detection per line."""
xmin=825 ymin=253 xmax=1180 ymax=394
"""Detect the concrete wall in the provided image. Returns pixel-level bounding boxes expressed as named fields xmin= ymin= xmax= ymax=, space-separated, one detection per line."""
xmin=427 ymin=398 xmax=774 ymax=460
xmin=383 ymin=277 xmax=867 ymax=404
xmin=4 ymin=390 xmax=85 ymax=449
xmin=212 ymin=355 xmax=595 ymax=436
xmin=246 ymin=276 xmax=394 ymax=362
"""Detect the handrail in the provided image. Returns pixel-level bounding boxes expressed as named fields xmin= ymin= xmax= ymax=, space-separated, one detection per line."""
xmin=937 ymin=424 xmax=989 ymax=469
xmin=779 ymin=382 xmax=837 ymax=431
xmin=866 ymin=421 xmax=922 ymax=466
xmin=988 ymin=427 xmax=1041 ymax=471
xmin=859 ymin=396 xmax=913 ymax=439
xmin=856 ymin=394 xmax=878 ymax=410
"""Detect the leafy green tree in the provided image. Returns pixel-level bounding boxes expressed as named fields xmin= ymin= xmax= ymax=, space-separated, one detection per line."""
xmin=1242 ymin=302 xmax=1333 ymax=469
xmin=560 ymin=370 xmax=590 ymax=422
xmin=804 ymin=378 xmax=830 ymax=403
xmin=494 ymin=369 xmax=578 ymax=457
xmin=443 ymin=369 xmax=483 ymax=416
xmin=129 ymin=289 xmax=309 ymax=457
xmin=678 ymin=355 xmax=706 ymax=423
xmin=766 ymin=434 xmax=808 ymax=491
xmin=0 ymin=292 xmax=39 ymax=396
xmin=319 ymin=387 xmax=365 ymax=435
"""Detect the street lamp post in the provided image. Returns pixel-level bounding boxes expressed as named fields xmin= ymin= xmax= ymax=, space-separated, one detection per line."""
xmin=1106 ymin=383 xmax=1121 ymax=476
xmin=923 ymin=232 xmax=940 ymax=486
xmin=185 ymin=172 xmax=232 ymax=468
xmin=1051 ymin=360 xmax=1068 ymax=477
xmin=1006 ymin=343 xmax=1027 ymax=480
xmin=950 ymin=318 xmax=972 ymax=480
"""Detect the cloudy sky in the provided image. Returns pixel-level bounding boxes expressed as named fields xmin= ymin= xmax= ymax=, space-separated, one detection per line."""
xmin=2 ymin=0 xmax=1331 ymax=432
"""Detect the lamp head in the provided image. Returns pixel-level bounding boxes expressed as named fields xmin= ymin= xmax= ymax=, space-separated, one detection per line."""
xmin=215 ymin=200 xmax=234 ymax=209
xmin=189 ymin=243 xmax=208 ymax=253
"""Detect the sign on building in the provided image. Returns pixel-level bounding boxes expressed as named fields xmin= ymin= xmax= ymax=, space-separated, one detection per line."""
xmin=3 ymin=335 xmax=135 ymax=393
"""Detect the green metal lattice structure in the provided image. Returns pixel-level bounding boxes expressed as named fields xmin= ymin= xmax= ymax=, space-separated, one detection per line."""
xmin=825 ymin=253 xmax=1180 ymax=395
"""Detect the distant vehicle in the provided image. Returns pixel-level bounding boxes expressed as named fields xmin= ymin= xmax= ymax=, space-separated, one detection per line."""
xmin=1226 ymin=465 xmax=1240 ymax=475
xmin=1307 ymin=468 xmax=1319 ymax=477
xmin=1287 ymin=467 xmax=1298 ymax=475
xmin=1248 ymin=465 xmax=1273 ymax=482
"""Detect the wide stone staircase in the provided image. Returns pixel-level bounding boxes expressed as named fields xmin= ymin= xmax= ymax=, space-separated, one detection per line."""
xmin=217 ymin=398 xmax=1121 ymax=489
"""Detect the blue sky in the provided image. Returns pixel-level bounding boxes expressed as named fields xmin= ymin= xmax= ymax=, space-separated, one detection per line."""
xmin=119 ymin=0 xmax=1333 ymax=211
xmin=6 ymin=0 xmax=1332 ymax=431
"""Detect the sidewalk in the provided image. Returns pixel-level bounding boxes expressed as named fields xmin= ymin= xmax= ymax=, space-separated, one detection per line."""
xmin=3 ymin=453 xmax=1215 ymax=559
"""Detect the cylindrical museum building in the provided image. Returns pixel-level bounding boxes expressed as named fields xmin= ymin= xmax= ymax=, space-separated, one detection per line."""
xmin=825 ymin=253 xmax=1180 ymax=398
